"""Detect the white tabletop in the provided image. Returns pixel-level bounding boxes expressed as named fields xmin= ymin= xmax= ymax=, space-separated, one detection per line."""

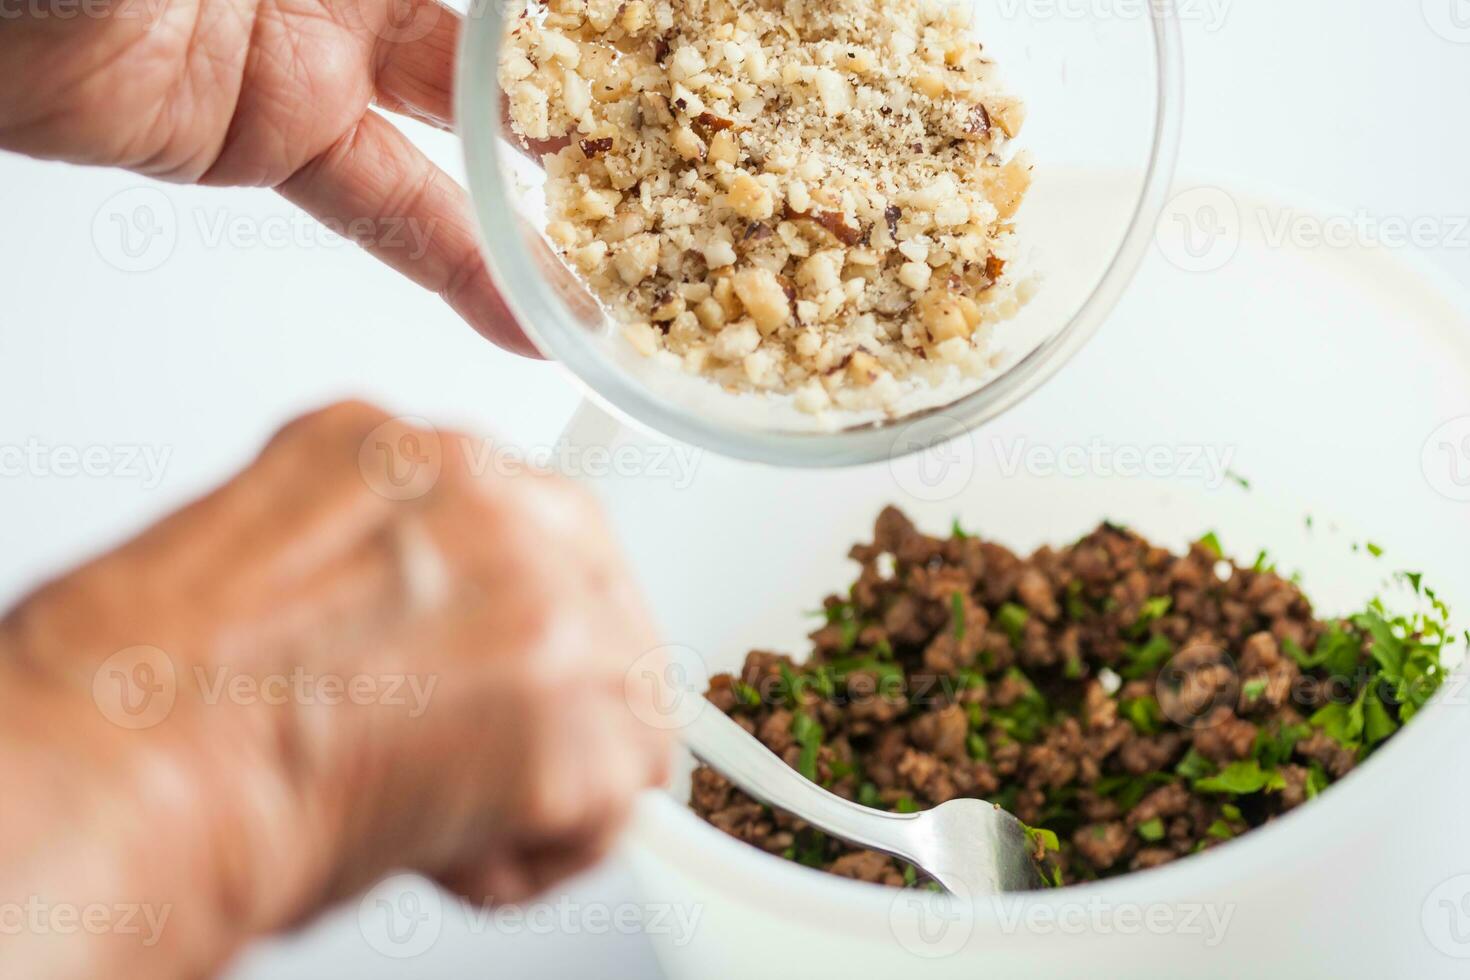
xmin=1 ymin=2 xmax=1468 ymax=976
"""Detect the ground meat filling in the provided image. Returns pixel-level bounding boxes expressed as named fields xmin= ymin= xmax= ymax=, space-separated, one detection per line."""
xmin=689 ymin=507 xmax=1446 ymax=886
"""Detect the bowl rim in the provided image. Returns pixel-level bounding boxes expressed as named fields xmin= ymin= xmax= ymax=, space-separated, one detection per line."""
xmin=455 ymin=0 xmax=1185 ymax=468
xmin=619 ymin=193 xmax=1470 ymax=933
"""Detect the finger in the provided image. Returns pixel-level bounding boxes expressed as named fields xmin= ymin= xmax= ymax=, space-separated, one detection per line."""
xmin=516 ymin=804 xmax=631 ymax=895
xmin=276 ymin=110 xmax=541 ymax=358
xmin=440 ymin=852 xmax=536 ymax=907
xmin=372 ymin=0 xmax=460 ymax=130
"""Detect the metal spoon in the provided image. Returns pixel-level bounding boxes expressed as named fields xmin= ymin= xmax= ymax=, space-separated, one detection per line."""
xmin=684 ymin=705 xmax=1049 ymax=897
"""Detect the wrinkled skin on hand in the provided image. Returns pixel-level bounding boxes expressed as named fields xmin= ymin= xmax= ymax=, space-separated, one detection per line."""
xmin=0 ymin=401 xmax=671 ymax=979
xmin=0 ymin=0 xmax=535 ymax=353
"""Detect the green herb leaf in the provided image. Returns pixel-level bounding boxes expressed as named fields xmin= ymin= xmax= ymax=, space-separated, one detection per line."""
xmin=1175 ymin=748 xmax=1215 ymax=781
xmin=1065 ymin=580 xmax=1090 ymax=621
xmin=989 ymin=668 xmax=1051 ymax=743
xmin=966 ymin=732 xmax=990 ymax=761
xmin=1023 ymin=824 xmax=1060 ymax=853
xmin=1196 ymin=531 xmax=1223 ymax=558
xmin=808 ymin=665 xmax=837 ymax=700
xmin=778 ymin=663 xmax=804 ymax=707
xmin=1095 ymin=772 xmax=1171 ymax=811
xmin=732 ymin=680 xmax=762 ymax=709
xmin=1136 ymin=818 xmax=1166 ymax=842
xmin=950 ymin=518 xmax=970 ymax=540
xmin=1121 ymin=634 xmax=1174 ymax=680
xmin=793 ymin=829 xmax=828 ymax=868
xmin=1128 ymin=596 xmax=1172 ymax=637
xmin=1284 ymin=624 xmax=1362 ymax=679
xmin=791 ymin=712 xmax=824 ymax=782
xmin=951 ymin=591 xmax=967 ymax=643
xmin=1193 ymin=760 xmax=1283 ymax=795
xmin=1253 ymin=723 xmax=1308 ymax=769
xmin=1362 ymin=687 xmax=1398 ymax=747
xmin=1304 ymin=763 xmax=1328 ymax=799
xmin=1354 ymin=610 xmax=1406 ymax=681
xmin=996 ymin=602 xmax=1029 ymax=645
xmin=1309 ymin=689 xmax=1365 ymax=749
xmin=1121 ymin=696 xmax=1164 ymax=735
xmin=828 ymin=657 xmax=906 ymax=693
xmin=822 ymin=601 xmax=862 ymax=653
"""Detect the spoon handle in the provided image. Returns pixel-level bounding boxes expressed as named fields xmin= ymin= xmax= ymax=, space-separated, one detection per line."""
xmin=683 ymin=705 xmax=923 ymax=863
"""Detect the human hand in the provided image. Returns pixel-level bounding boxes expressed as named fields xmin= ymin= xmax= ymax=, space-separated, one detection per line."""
xmin=0 ymin=401 xmax=670 ymax=978
xmin=0 ymin=0 xmax=536 ymax=354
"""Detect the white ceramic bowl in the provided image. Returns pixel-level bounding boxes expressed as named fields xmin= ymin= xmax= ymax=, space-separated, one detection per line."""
xmin=593 ymin=184 xmax=1470 ymax=978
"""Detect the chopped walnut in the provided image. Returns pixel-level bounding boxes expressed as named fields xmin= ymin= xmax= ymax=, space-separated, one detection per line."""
xmin=500 ymin=0 xmax=1031 ymax=413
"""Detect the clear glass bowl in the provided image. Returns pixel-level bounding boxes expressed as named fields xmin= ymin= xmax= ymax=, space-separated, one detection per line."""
xmin=456 ymin=1 xmax=1183 ymax=466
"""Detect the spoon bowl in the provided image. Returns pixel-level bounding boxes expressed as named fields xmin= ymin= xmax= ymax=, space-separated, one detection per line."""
xmin=684 ymin=704 xmax=1048 ymax=896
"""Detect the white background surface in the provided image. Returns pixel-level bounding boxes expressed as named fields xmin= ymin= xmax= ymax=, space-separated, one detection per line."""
xmin=2 ymin=1 xmax=1469 ymax=977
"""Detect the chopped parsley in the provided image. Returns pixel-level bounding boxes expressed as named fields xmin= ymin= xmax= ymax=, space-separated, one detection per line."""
xmin=995 ymin=602 xmax=1029 ymax=645
xmin=1121 ymin=695 xmax=1164 ymax=735
xmin=951 ymin=591 xmax=967 ymax=643
xmin=1022 ymin=822 xmax=1060 ymax=854
xmin=1128 ymin=596 xmax=1172 ymax=637
xmin=1121 ymin=634 xmax=1173 ymax=680
xmin=1175 ymin=748 xmax=1215 ymax=781
xmin=966 ymin=732 xmax=990 ymax=761
xmin=990 ymin=668 xmax=1051 ymax=743
xmin=1064 ymin=580 xmax=1091 ymax=621
xmin=1136 ymin=818 xmax=1166 ymax=842
xmin=791 ymin=712 xmax=824 ymax=781
xmin=1192 ymin=759 xmax=1285 ymax=795
xmin=732 ymin=680 xmax=763 ymax=709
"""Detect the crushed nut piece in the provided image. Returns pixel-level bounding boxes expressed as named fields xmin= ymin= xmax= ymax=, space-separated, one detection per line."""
xmin=501 ymin=0 xmax=1031 ymax=413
